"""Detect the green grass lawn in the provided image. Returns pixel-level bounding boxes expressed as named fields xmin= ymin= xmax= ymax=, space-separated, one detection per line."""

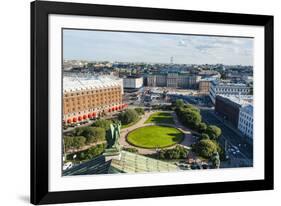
xmin=144 ymin=112 xmax=175 ymax=124
xmin=127 ymin=125 xmax=183 ymax=149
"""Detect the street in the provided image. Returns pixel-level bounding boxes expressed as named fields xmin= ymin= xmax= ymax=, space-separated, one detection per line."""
xmin=200 ymin=108 xmax=253 ymax=167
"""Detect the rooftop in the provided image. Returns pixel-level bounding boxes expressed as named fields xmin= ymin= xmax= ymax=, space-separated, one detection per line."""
xmin=218 ymin=94 xmax=253 ymax=106
xmin=111 ymin=151 xmax=179 ymax=173
xmin=211 ymin=80 xmax=249 ymax=87
xmin=63 ymin=151 xmax=179 ymax=176
xmin=63 ymin=75 xmax=122 ymax=93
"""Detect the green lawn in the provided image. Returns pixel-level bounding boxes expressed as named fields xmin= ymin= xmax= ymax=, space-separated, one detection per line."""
xmin=144 ymin=112 xmax=175 ymax=124
xmin=127 ymin=125 xmax=183 ymax=149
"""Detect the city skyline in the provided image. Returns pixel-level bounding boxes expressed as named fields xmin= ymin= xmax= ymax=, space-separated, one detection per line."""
xmin=63 ymin=29 xmax=254 ymax=66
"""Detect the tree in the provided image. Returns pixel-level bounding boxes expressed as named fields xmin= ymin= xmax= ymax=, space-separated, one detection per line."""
xmin=118 ymin=109 xmax=139 ymax=124
xmin=135 ymin=108 xmax=145 ymax=115
xmin=92 ymin=119 xmax=112 ymax=130
xmin=211 ymin=152 xmax=220 ymax=168
xmin=183 ymin=104 xmax=200 ymax=113
xmin=86 ymin=143 xmax=106 ymax=158
xmin=198 ymin=122 xmax=207 ymax=132
xmin=205 ymin=125 xmax=222 ymax=140
xmin=174 ymin=99 xmax=185 ymax=108
xmin=92 ymin=127 xmax=106 ymax=142
xmin=64 ymin=136 xmax=74 ymax=150
xmin=158 ymin=146 xmax=189 ymax=159
xmin=72 ymin=136 xmax=86 ymax=150
xmin=73 ymin=126 xmax=106 ymax=144
xmin=193 ymin=139 xmax=218 ymax=158
xmin=201 ymin=133 xmax=210 ymax=140
xmin=84 ymin=127 xmax=106 ymax=144
xmin=74 ymin=127 xmax=85 ymax=136
xmin=180 ymin=108 xmax=202 ymax=129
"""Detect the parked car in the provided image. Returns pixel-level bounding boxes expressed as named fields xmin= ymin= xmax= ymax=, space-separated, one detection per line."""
xmin=63 ymin=162 xmax=73 ymax=171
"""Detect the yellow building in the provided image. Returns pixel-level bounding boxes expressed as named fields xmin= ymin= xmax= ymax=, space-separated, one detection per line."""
xmin=63 ymin=75 xmax=127 ymax=124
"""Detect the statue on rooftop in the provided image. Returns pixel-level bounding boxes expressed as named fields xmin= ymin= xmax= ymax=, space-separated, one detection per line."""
xmin=104 ymin=122 xmax=121 ymax=156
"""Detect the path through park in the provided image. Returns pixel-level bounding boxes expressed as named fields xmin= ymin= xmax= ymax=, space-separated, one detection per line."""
xmin=119 ymin=111 xmax=197 ymax=155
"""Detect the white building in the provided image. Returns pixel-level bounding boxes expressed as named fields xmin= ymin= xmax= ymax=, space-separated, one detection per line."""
xmin=238 ymin=104 xmax=253 ymax=139
xmin=209 ymin=81 xmax=251 ymax=104
xmin=123 ymin=76 xmax=143 ymax=89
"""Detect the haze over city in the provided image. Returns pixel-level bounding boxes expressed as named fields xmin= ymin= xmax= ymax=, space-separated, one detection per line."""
xmin=63 ymin=29 xmax=253 ymax=66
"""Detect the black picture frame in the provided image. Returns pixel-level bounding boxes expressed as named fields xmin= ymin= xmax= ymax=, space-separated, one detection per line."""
xmin=31 ymin=0 xmax=274 ymax=205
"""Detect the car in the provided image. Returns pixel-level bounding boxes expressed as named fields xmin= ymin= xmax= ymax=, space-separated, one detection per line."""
xmin=202 ymin=163 xmax=209 ymax=169
xmin=191 ymin=164 xmax=197 ymax=170
xmin=63 ymin=162 xmax=73 ymax=170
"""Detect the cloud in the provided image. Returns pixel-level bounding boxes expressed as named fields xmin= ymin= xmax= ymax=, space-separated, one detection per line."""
xmin=63 ymin=29 xmax=253 ymax=65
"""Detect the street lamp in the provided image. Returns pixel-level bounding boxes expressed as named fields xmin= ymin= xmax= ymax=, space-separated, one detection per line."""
xmin=73 ymin=154 xmax=77 ymax=165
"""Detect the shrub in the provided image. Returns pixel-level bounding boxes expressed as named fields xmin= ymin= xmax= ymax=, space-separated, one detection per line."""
xmin=123 ymin=147 xmax=139 ymax=153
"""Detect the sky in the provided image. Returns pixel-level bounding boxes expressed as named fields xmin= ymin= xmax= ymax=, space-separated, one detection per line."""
xmin=63 ymin=29 xmax=253 ymax=65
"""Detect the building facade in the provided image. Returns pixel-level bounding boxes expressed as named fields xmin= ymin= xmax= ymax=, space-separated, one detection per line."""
xmin=147 ymin=72 xmax=200 ymax=89
xmin=123 ymin=76 xmax=143 ymax=89
xmin=63 ymin=76 xmax=126 ymax=124
xmin=215 ymin=95 xmax=242 ymax=128
xmin=199 ymin=80 xmax=212 ymax=94
xmin=209 ymin=81 xmax=251 ymax=104
xmin=215 ymin=95 xmax=253 ymax=129
xmin=238 ymin=105 xmax=253 ymax=139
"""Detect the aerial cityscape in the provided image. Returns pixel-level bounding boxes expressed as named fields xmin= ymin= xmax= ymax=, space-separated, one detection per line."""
xmin=62 ymin=29 xmax=254 ymax=175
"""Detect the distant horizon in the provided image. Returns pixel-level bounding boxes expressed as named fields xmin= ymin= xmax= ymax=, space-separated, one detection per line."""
xmin=63 ymin=29 xmax=254 ymax=66
xmin=63 ymin=59 xmax=253 ymax=67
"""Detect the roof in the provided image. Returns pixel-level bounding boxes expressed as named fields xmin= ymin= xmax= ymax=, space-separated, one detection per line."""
xmin=63 ymin=155 xmax=111 ymax=176
xmin=63 ymin=75 xmax=122 ymax=93
xmin=110 ymin=151 xmax=179 ymax=173
xmin=217 ymin=94 xmax=253 ymax=107
xmin=63 ymin=151 xmax=179 ymax=176
xmin=123 ymin=75 xmax=143 ymax=79
xmin=212 ymin=81 xmax=249 ymax=88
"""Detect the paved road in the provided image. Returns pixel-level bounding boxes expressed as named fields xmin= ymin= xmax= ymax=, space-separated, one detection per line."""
xmin=200 ymin=108 xmax=253 ymax=167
